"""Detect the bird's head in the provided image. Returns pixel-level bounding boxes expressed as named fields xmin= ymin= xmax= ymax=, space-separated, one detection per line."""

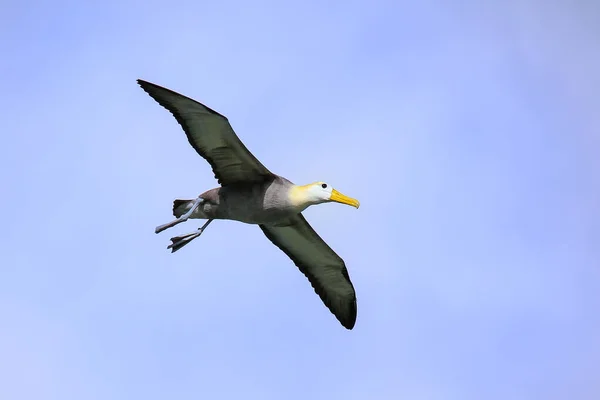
xmin=290 ymin=182 xmax=360 ymax=209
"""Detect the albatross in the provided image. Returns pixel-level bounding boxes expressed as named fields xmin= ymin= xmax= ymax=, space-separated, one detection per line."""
xmin=138 ymin=79 xmax=360 ymax=329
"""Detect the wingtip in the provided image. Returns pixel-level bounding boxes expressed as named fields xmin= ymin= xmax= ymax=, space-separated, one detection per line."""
xmin=341 ymin=298 xmax=357 ymax=329
xmin=136 ymin=78 xmax=150 ymax=90
xmin=341 ymin=312 xmax=357 ymax=330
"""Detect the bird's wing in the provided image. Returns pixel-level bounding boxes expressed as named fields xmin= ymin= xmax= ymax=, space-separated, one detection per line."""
xmin=137 ymin=79 xmax=274 ymax=185
xmin=259 ymin=214 xmax=357 ymax=329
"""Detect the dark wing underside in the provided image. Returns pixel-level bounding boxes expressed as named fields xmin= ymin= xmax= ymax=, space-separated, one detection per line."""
xmin=137 ymin=79 xmax=273 ymax=185
xmin=259 ymin=215 xmax=357 ymax=329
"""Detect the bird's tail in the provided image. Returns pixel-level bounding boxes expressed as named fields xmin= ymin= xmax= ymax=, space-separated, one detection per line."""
xmin=173 ymin=199 xmax=194 ymax=218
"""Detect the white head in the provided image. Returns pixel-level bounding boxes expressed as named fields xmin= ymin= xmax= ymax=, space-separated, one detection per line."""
xmin=290 ymin=181 xmax=360 ymax=209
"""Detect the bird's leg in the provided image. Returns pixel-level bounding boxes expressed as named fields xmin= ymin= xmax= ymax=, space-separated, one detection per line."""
xmin=155 ymin=197 xmax=203 ymax=234
xmin=167 ymin=219 xmax=213 ymax=253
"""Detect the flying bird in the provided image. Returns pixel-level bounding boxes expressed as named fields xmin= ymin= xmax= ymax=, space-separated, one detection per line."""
xmin=138 ymin=79 xmax=360 ymax=329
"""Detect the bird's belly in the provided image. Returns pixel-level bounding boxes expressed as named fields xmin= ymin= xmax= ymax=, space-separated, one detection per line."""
xmin=223 ymin=205 xmax=298 ymax=225
xmin=208 ymin=182 xmax=304 ymax=225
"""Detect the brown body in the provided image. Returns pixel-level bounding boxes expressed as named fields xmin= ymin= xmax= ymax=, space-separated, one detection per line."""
xmin=174 ymin=176 xmax=307 ymax=226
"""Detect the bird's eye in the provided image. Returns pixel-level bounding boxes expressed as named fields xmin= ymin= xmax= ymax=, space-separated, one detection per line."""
xmin=321 ymin=183 xmax=328 ymax=189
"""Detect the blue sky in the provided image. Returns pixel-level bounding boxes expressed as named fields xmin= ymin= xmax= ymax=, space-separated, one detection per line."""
xmin=1 ymin=0 xmax=599 ymax=399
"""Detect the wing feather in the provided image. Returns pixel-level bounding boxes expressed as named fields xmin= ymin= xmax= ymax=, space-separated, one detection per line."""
xmin=137 ymin=79 xmax=273 ymax=185
xmin=260 ymin=215 xmax=357 ymax=329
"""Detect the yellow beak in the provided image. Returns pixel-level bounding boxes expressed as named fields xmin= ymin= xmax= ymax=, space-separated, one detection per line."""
xmin=330 ymin=189 xmax=360 ymax=209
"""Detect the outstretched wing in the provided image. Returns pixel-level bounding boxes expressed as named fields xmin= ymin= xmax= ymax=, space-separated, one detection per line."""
xmin=138 ymin=79 xmax=274 ymax=185
xmin=259 ymin=214 xmax=357 ymax=329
